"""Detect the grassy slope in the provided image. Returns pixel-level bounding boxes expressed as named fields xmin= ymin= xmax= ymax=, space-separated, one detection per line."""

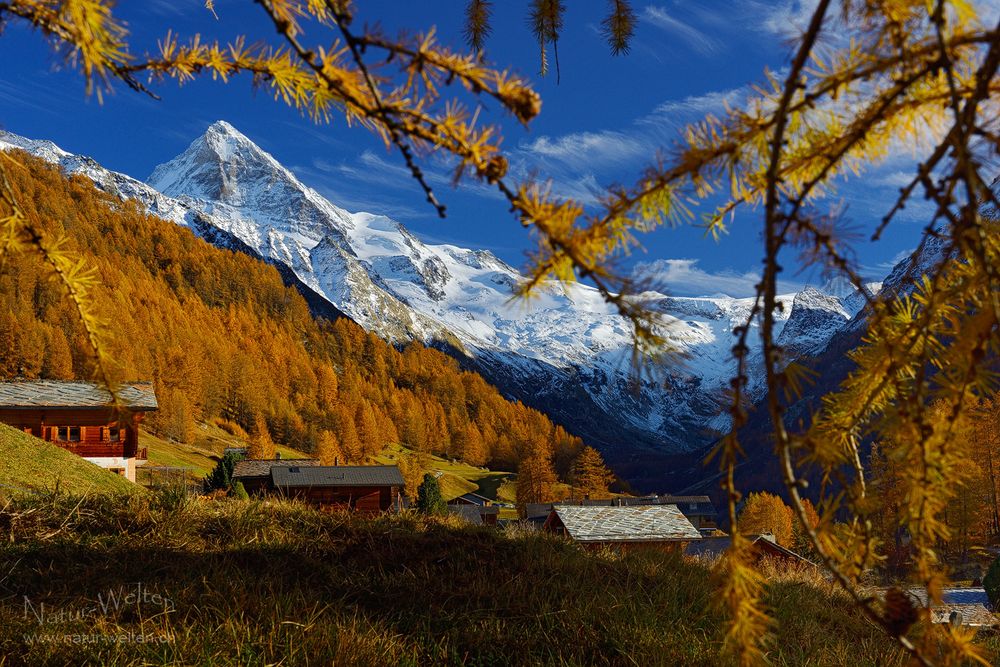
xmin=144 ymin=433 xmax=558 ymax=518
xmin=375 ymin=443 xmax=528 ymax=517
xmin=0 ymin=423 xmax=137 ymax=495
xmin=139 ymin=423 xmax=312 ymax=479
xmin=2 ymin=493 xmax=993 ymax=666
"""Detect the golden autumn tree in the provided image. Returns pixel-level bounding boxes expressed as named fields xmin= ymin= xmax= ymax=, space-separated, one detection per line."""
xmin=515 ymin=451 xmax=559 ymax=513
xmin=738 ymin=492 xmax=794 ymax=548
xmin=1 ymin=2 xmax=999 ymax=664
xmin=315 ymin=429 xmax=342 ymax=466
xmin=571 ymin=446 xmax=615 ymax=500
xmin=247 ymin=413 xmax=277 ymax=461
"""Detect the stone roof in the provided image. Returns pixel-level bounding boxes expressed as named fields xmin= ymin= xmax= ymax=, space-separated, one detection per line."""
xmin=271 ymin=465 xmax=404 ymax=488
xmin=0 ymin=380 xmax=158 ymax=411
xmin=449 ymin=505 xmax=485 ymax=524
xmin=232 ymin=459 xmax=320 ymax=479
xmin=871 ymin=588 xmax=999 ymax=627
xmin=450 ymin=492 xmax=492 ymax=506
xmin=526 ymin=496 xmax=717 ymax=520
xmin=551 ymin=505 xmax=701 ymax=543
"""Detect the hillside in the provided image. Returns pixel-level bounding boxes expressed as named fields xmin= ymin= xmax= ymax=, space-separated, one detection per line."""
xmin=140 ymin=427 xmax=528 ymax=511
xmin=0 ymin=125 xmax=877 ymax=478
xmin=2 ymin=492 xmax=985 ymax=666
xmin=0 ymin=151 xmax=588 ymax=502
xmin=0 ymin=423 xmax=137 ymax=495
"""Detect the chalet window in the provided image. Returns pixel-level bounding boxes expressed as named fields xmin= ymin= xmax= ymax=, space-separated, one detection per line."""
xmin=109 ymin=427 xmax=121 ymax=442
xmin=55 ymin=426 xmax=81 ymax=442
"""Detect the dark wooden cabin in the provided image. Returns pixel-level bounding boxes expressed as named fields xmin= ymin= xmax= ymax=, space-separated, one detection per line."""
xmin=232 ymin=458 xmax=321 ymax=495
xmin=270 ymin=465 xmax=404 ymax=513
xmin=0 ymin=380 xmax=158 ymax=482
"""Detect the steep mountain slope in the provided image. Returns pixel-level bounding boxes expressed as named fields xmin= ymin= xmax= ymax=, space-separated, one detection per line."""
xmin=0 ymin=123 xmax=873 ymax=485
xmin=0 ymin=150 xmax=589 ymax=485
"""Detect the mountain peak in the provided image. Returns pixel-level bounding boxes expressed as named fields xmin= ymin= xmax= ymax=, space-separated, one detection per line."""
xmin=147 ymin=120 xmax=288 ymax=206
xmin=206 ymin=119 xmax=240 ymax=136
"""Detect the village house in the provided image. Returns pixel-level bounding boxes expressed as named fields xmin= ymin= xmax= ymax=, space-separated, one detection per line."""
xmin=447 ymin=492 xmax=500 ymax=525
xmin=0 ymin=380 xmax=158 ymax=483
xmin=231 ymin=457 xmax=321 ymax=495
xmin=449 ymin=491 xmax=493 ymax=507
xmin=684 ymin=533 xmax=814 ymax=567
xmin=448 ymin=503 xmax=500 ymax=526
xmin=269 ymin=465 xmax=405 ymax=513
xmin=895 ymin=588 xmax=998 ymax=628
xmin=543 ymin=504 xmax=702 ymax=552
xmin=526 ymin=494 xmax=718 ymax=533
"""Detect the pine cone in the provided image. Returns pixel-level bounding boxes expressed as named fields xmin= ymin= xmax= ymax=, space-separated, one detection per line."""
xmin=884 ymin=587 xmax=919 ymax=637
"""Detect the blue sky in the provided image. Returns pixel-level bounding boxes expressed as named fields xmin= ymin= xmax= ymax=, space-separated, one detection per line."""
xmin=0 ymin=0 xmax=978 ymax=297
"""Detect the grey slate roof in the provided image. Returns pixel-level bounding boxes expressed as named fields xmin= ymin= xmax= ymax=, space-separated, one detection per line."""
xmin=552 ymin=505 xmax=701 ymax=543
xmin=449 ymin=505 xmax=485 ymax=524
xmin=232 ymin=459 xmax=320 ymax=479
xmin=0 ymin=380 xmax=158 ymax=411
xmin=883 ymin=588 xmax=997 ymax=627
xmin=271 ymin=465 xmax=404 ymax=488
xmin=450 ymin=492 xmax=492 ymax=506
xmin=526 ymin=495 xmax=716 ymax=520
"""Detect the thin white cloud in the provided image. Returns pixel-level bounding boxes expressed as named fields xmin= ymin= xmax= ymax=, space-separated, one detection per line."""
xmin=645 ymin=88 xmax=746 ymax=123
xmin=642 ymin=6 xmax=723 ymax=55
xmin=521 ymin=130 xmax=646 ymax=166
xmin=632 ymin=258 xmax=803 ymax=298
xmin=519 ymin=85 xmax=745 ymax=169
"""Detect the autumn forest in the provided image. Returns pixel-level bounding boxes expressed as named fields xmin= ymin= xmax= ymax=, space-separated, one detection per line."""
xmin=0 ymin=151 xmax=611 ymax=502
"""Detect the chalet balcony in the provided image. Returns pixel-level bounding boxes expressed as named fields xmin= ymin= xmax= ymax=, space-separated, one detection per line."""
xmin=57 ymin=442 xmax=129 ymax=458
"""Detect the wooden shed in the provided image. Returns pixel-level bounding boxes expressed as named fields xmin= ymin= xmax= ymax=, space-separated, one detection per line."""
xmin=0 ymin=380 xmax=157 ymax=482
xmin=270 ymin=465 xmax=404 ymax=513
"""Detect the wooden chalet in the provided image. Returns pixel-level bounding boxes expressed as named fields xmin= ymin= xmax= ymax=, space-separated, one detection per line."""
xmin=0 ymin=380 xmax=158 ymax=482
xmin=543 ymin=505 xmax=702 ymax=552
xmin=231 ymin=458 xmax=321 ymax=495
xmin=270 ymin=465 xmax=404 ymax=513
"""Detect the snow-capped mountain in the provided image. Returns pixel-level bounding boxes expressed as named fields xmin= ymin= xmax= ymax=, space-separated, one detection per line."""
xmin=0 ymin=122 xmax=874 ymax=463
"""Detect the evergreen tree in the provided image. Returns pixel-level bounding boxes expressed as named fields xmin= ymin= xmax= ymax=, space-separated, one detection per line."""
xmin=231 ymin=480 xmax=250 ymax=501
xmin=204 ymin=450 xmax=244 ymax=492
xmin=416 ymin=473 xmax=446 ymax=515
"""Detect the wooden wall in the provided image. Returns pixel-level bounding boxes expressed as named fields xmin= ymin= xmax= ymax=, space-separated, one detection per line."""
xmin=281 ymin=485 xmax=401 ymax=513
xmin=0 ymin=408 xmax=144 ymax=458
